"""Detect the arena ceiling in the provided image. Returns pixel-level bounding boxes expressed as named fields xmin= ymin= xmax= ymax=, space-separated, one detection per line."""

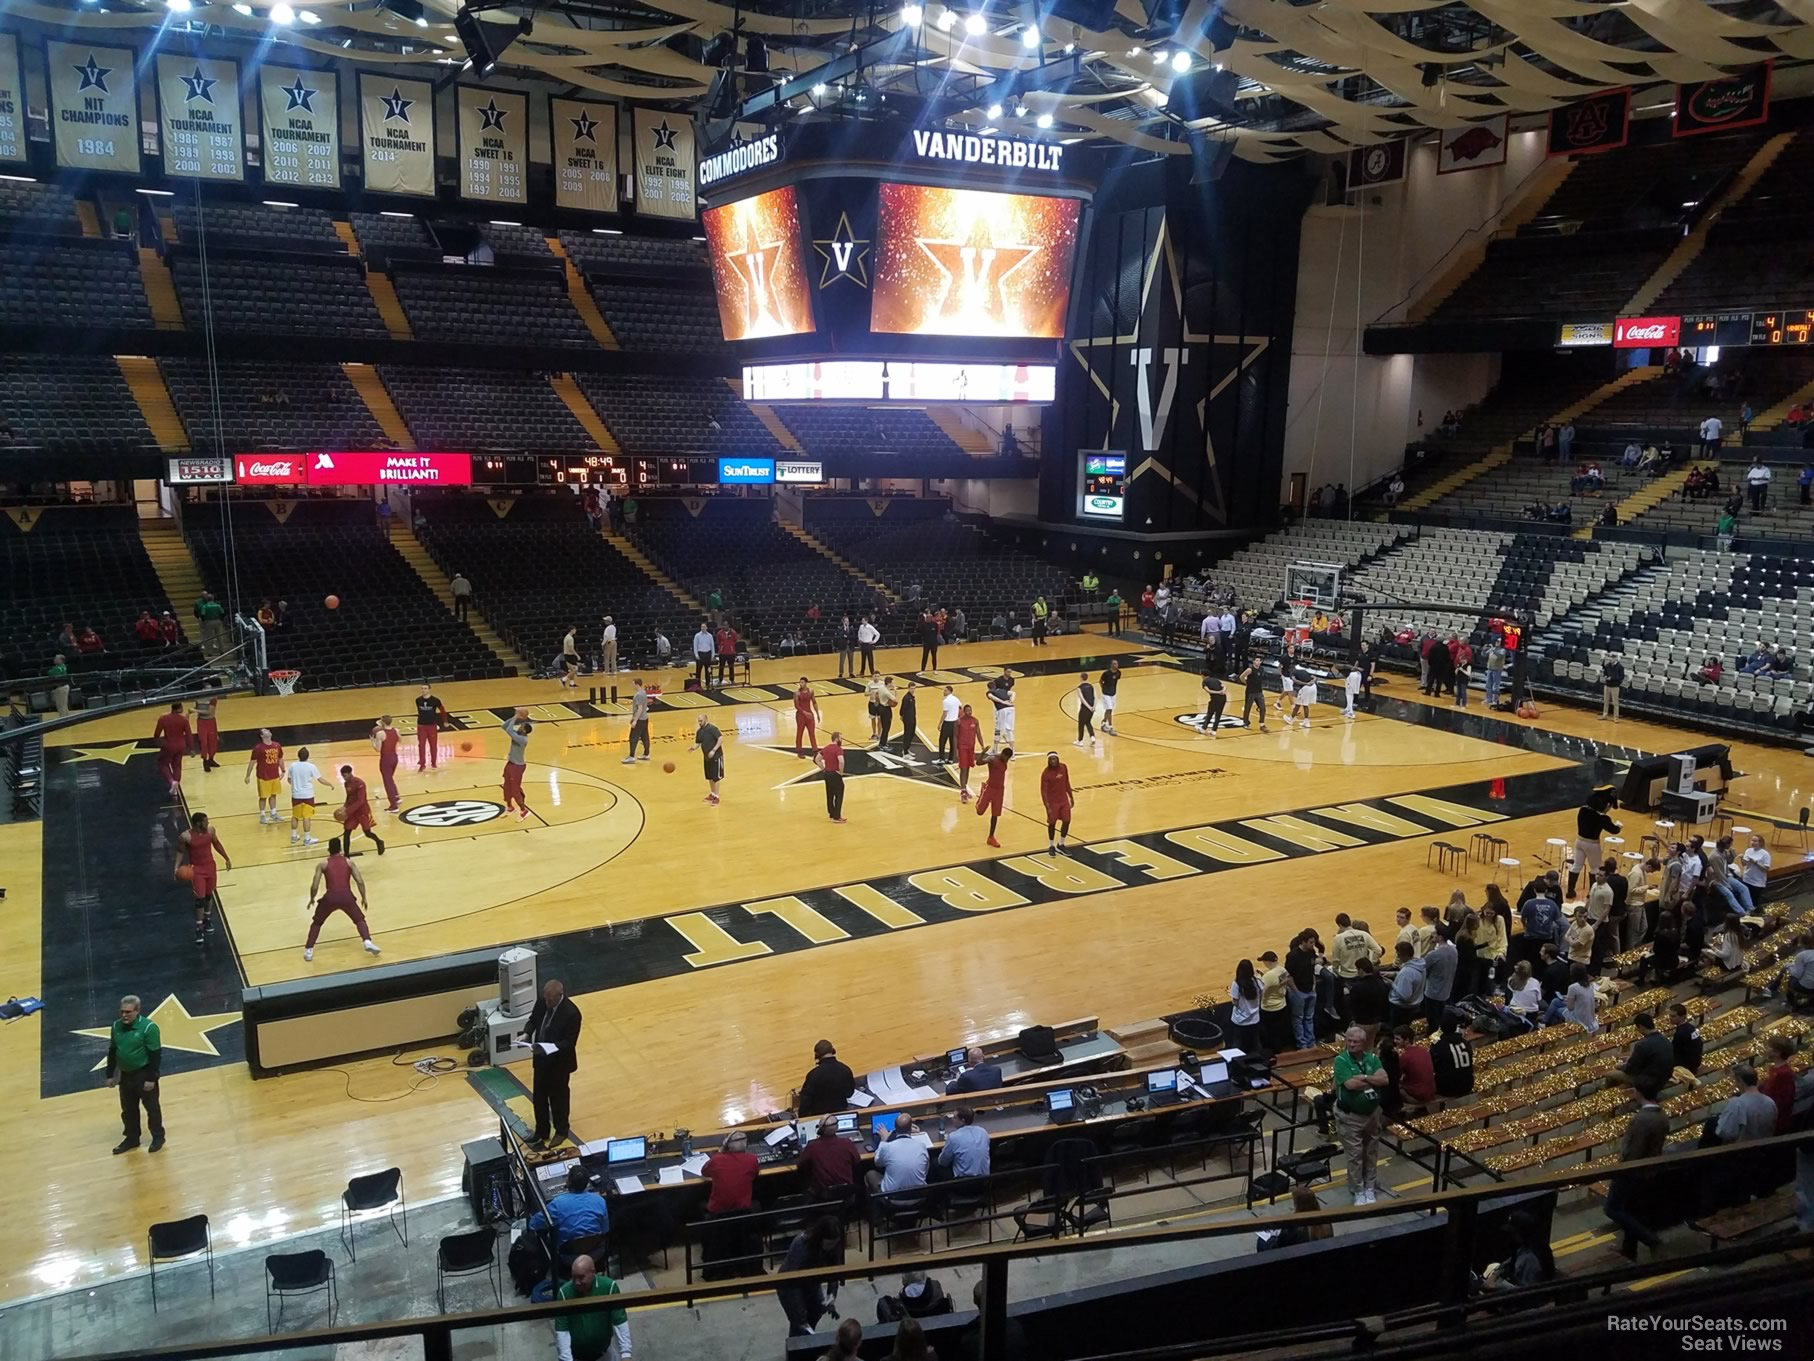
xmin=17 ymin=0 xmax=1814 ymax=162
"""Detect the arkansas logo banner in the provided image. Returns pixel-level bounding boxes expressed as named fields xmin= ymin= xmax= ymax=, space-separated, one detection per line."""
xmin=1438 ymin=116 xmax=1509 ymax=175
xmin=1547 ymin=88 xmax=1630 ymax=158
xmin=1675 ymin=65 xmax=1771 ymax=138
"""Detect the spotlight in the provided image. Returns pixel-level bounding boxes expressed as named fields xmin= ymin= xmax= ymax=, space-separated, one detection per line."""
xmin=1152 ymin=48 xmax=1166 ymax=63
xmin=299 ymin=8 xmax=321 ymax=22
xmin=415 ymin=14 xmax=427 ymax=25
xmin=1014 ymin=100 xmax=1028 ymax=117
xmin=1171 ymin=50 xmax=1191 ymax=72
xmin=271 ymin=2 xmax=294 ymax=22
xmin=1127 ymin=46 xmax=1140 ymax=57
xmin=231 ymin=2 xmax=252 ymax=12
xmin=936 ymin=6 xmax=956 ymax=30
xmin=964 ymin=11 xmax=986 ymax=35
xmin=454 ymin=5 xmax=531 ymax=77
xmin=1064 ymin=41 xmax=1075 ymax=53
xmin=987 ymin=102 xmax=1002 ymax=119
xmin=901 ymin=3 xmax=922 ymax=23
xmin=166 ymin=0 xmax=192 ymax=12
xmin=1022 ymin=25 xmax=1041 ymax=48
xmin=1036 ymin=111 xmax=1053 ymax=127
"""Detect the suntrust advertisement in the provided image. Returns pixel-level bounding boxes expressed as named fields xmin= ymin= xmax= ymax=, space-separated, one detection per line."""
xmin=231 ymin=452 xmax=472 ymax=486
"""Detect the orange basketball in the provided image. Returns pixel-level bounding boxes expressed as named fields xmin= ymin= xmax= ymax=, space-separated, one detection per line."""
xmin=325 ymin=594 xmax=340 ymax=609
xmin=174 ymin=864 xmax=195 ymax=883
xmin=460 ymin=741 xmax=474 ymax=753
xmin=332 ymin=807 xmax=347 ymax=823
xmin=662 ymin=761 xmax=676 ymax=773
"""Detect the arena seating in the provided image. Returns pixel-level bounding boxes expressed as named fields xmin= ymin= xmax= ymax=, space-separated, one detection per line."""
xmin=0 ymin=506 xmax=180 ymax=673
xmin=479 ymin=222 xmax=553 ymax=259
xmin=158 ymin=358 xmax=387 ymax=451
xmin=1181 ymin=520 xmax=1407 ymax=620
xmin=1626 ymin=460 xmax=1811 ymax=539
xmin=1575 ymin=354 xmax=1811 ymax=439
xmin=557 ymin=232 xmax=706 ymax=273
xmin=0 ymin=356 xmax=153 ymax=454
xmin=589 ymin=281 xmax=726 ymax=353
xmin=169 ymin=202 xmax=342 ymax=253
xmin=378 ymin=367 xmax=593 ymax=451
xmin=1439 ymin=362 xmax=1618 ymax=451
xmin=348 ymin=211 xmax=438 ymax=259
xmin=0 ymin=179 xmax=82 ymax=234
xmin=414 ymin=494 xmax=696 ymax=666
xmin=186 ymin=507 xmax=510 ymax=689
xmin=0 ymin=239 xmax=153 ymax=330
xmin=571 ymin=373 xmax=780 ymax=456
xmin=1345 ymin=527 xmax=1509 ymax=642
xmin=1423 ymin=456 xmax=1618 ymax=523
xmin=169 ymin=253 xmax=387 ymax=337
xmin=388 ymin=262 xmax=594 ymax=348
xmin=777 ymin=407 xmax=964 ymax=457
xmin=628 ymin=500 xmax=875 ymax=650
xmin=1652 ymin=131 xmax=1814 ymax=314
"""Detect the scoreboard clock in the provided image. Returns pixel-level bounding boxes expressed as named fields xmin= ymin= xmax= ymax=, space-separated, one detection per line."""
xmin=1683 ymin=312 xmax=1752 ymax=347
xmin=1750 ymin=310 xmax=1814 ymax=345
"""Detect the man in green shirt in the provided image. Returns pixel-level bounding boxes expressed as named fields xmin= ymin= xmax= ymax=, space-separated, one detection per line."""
xmin=1331 ymin=1025 xmax=1388 ymax=1203
xmin=1104 ymin=590 xmax=1124 ymax=636
xmin=196 ymin=591 xmax=227 ymax=657
xmin=104 ymin=994 xmax=164 ymax=1154
xmin=48 ymin=654 xmax=70 ymax=716
xmin=553 ymin=1254 xmax=630 ymax=1360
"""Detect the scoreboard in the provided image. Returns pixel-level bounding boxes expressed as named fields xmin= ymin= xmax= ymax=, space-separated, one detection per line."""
xmin=1749 ymin=310 xmax=1814 ymax=345
xmin=1683 ymin=312 xmax=1752 ymax=347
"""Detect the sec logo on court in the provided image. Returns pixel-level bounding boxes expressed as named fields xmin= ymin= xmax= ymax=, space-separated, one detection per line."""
xmin=401 ymin=800 xmax=505 ymax=828
xmin=1173 ymin=712 xmax=1248 ymax=733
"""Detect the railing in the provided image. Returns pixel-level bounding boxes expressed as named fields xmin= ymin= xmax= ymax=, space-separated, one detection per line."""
xmin=57 ymin=1128 xmax=1814 ymax=1361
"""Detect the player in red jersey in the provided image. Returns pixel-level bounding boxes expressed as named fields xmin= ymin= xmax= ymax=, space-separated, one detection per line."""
xmin=245 ymin=727 xmax=284 ymax=823
xmin=793 ymin=677 xmax=821 ymax=757
xmin=337 ymin=765 xmax=386 ymax=855
xmin=955 ymin=703 xmax=981 ymax=802
xmin=152 ymin=702 xmax=190 ymax=796
xmin=176 ymin=810 xmax=231 ymax=944
xmin=975 ymin=746 xmax=1013 ymax=848
xmin=303 ymin=837 xmax=380 ymax=962
xmin=1040 ymin=752 xmax=1075 ymax=856
xmin=371 ymin=716 xmax=402 ymax=811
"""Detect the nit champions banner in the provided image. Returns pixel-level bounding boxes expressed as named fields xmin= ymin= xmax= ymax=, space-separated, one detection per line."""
xmin=359 ymin=73 xmax=435 ymax=197
xmin=633 ymin=107 xmax=695 ymax=220
xmin=260 ymin=64 xmax=339 ymax=190
xmin=156 ymin=53 xmax=243 ymax=183
xmin=552 ymin=97 xmax=618 ymax=214
xmin=455 ymin=84 xmax=526 ymax=205
xmin=0 ymin=33 xmax=24 ymax=164
xmin=1547 ymin=88 xmax=1630 ymax=158
xmin=48 ymin=40 xmax=140 ymax=174
xmin=1675 ymin=65 xmax=1771 ymax=138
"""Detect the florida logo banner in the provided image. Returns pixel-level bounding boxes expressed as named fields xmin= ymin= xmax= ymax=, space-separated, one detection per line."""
xmin=1546 ymin=88 xmax=1630 ymax=158
xmin=1675 ymin=65 xmax=1771 ymax=139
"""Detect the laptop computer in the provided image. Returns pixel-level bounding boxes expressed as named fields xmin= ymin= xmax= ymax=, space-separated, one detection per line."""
xmin=1046 ymin=1089 xmax=1079 ymax=1125
xmin=869 ymin=1112 xmax=899 ymax=1148
xmin=604 ymin=1136 xmax=647 ymax=1166
xmin=834 ymin=1113 xmax=860 ymax=1138
xmin=1146 ymin=1069 xmax=1182 ymax=1107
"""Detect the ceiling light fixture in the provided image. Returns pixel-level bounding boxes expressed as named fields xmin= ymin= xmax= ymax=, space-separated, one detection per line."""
xmin=1171 ymin=50 xmax=1191 ymax=72
xmin=165 ymin=0 xmax=192 ymax=13
xmin=812 ymin=82 xmax=827 ymax=96
xmin=270 ymin=1 xmax=294 ymax=22
xmin=299 ymin=9 xmax=321 ymax=22
xmin=263 ymin=200 xmax=299 ymax=208
xmin=1152 ymin=49 xmax=1167 ymax=63
xmin=987 ymin=102 xmax=1002 ymax=119
xmin=136 ymin=188 xmax=175 ymax=196
xmin=936 ymin=7 xmax=956 ymax=30
xmin=1014 ymin=100 xmax=1028 ymax=117
xmin=1126 ymin=46 xmax=1140 ymax=58
xmin=901 ymin=4 xmax=922 ymax=24
xmin=231 ymin=2 xmax=252 ymax=12
xmin=964 ymin=11 xmax=986 ymax=35
xmin=1036 ymin=111 xmax=1053 ymax=127
xmin=1021 ymin=25 xmax=1039 ymax=48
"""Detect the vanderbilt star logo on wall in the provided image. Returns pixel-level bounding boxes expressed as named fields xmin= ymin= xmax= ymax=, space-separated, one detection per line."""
xmin=918 ymin=218 xmax=1038 ymax=332
xmin=812 ymin=211 xmax=871 ymax=288
xmin=180 ymin=66 xmax=216 ymax=103
xmin=1067 ymin=216 xmax=1271 ymax=526
xmin=569 ymin=109 xmax=599 ymax=141
xmin=381 ymin=86 xmax=413 ymax=121
xmin=652 ymin=119 xmax=678 ymax=151
xmin=75 ymin=54 xmax=111 ymax=93
xmin=283 ymin=76 xmax=318 ymax=112
xmin=760 ymin=742 xmax=955 ymax=792
xmin=477 ymin=97 xmax=508 ymax=131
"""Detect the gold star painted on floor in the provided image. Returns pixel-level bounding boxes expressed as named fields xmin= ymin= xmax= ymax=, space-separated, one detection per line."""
xmin=65 ymin=744 xmax=153 ymax=765
xmin=73 ymin=994 xmax=242 ymax=1070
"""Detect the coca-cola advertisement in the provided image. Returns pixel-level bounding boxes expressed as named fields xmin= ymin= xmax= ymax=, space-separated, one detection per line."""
xmin=1675 ymin=65 xmax=1771 ymax=138
xmin=233 ymin=454 xmax=306 ymax=484
xmin=1614 ymin=315 xmax=1681 ymax=349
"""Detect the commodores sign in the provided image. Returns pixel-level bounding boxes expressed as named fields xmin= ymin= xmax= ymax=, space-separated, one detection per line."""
xmin=1614 ymin=315 xmax=1681 ymax=348
xmin=699 ymin=133 xmax=780 ymax=187
xmin=911 ymin=129 xmax=1064 ymax=172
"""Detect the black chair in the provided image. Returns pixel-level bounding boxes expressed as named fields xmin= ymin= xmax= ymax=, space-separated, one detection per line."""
xmin=1010 ymin=1194 xmax=1065 ymax=1242
xmin=148 ymin=1214 xmax=213 ymax=1312
xmin=265 ymin=1249 xmax=335 ymax=1331
xmin=871 ymin=1189 xmax=935 ymax=1257
xmin=341 ymin=1167 xmax=406 ymax=1261
xmin=762 ymin=1192 xmax=819 ymax=1260
xmin=939 ymin=1177 xmax=992 ymax=1246
xmin=1044 ymin=1137 xmax=1112 ymax=1234
xmin=437 ymin=1227 xmax=501 ymax=1310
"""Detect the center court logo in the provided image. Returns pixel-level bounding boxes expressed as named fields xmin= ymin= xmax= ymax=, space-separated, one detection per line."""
xmin=1173 ymin=712 xmax=1248 ymax=733
xmin=401 ymin=799 xmax=504 ymax=828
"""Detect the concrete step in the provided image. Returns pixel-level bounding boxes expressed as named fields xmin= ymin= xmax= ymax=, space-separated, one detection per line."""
xmin=395 ymin=529 xmax=526 ymax=673
xmin=779 ymin=521 xmax=895 ymax=600
xmin=114 ymin=355 xmax=189 ymax=450
xmin=137 ymin=248 xmax=184 ymax=329
xmin=341 ymin=362 xmax=415 ymax=449
xmin=604 ymin=529 xmax=703 ymax=612
xmin=549 ymin=373 xmax=620 ymax=453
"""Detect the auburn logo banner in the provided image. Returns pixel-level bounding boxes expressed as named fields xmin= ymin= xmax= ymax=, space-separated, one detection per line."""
xmin=1546 ymin=88 xmax=1630 ymax=158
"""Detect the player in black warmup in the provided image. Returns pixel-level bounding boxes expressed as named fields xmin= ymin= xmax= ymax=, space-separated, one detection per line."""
xmin=1200 ymin=673 xmax=1227 ymax=738
xmin=1240 ymin=655 xmax=1270 ymax=732
xmin=1074 ymin=672 xmax=1097 ymax=746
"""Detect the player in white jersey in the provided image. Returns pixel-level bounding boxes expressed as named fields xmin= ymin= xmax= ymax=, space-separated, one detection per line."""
xmin=286 ymin=745 xmax=335 ymax=846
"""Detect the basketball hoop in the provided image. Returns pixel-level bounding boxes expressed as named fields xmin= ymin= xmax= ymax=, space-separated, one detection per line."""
xmin=1284 ymin=600 xmax=1315 ymax=649
xmin=268 ymin=669 xmax=302 ymax=696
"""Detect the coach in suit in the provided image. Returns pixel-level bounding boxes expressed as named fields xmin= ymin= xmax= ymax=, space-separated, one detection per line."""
xmin=523 ymin=979 xmax=582 ymax=1147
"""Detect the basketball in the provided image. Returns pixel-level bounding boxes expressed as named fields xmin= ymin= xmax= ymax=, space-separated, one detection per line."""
xmin=325 ymin=594 xmax=340 ymax=609
xmin=332 ymin=807 xmax=346 ymax=823
xmin=174 ymin=864 xmax=194 ymax=883
xmin=460 ymin=741 xmax=473 ymax=753
xmin=662 ymin=761 xmax=676 ymax=773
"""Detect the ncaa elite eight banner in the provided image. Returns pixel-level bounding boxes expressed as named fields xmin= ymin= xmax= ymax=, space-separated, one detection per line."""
xmin=456 ymin=84 xmax=526 ymax=205
xmin=552 ymin=97 xmax=618 ymax=214
xmin=633 ymin=107 xmax=694 ymax=220
xmin=260 ymin=65 xmax=339 ymax=189
xmin=48 ymin=40 xmax=140 ymax=174
xmin=359 ymin=73 xmax=435 ymax=197
xmin=0 ymin=33 xmax=25 ymax=163
xmin=156 ymin=53 xmax=243 ymax=182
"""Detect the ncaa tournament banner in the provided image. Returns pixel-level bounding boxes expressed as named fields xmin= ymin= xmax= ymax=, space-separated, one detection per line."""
xmin=1675 ymin=65 xmax=1770 ymax=139
xmin=47 ymin=39 xmax=141 ymax=174
xmin=633 ymin=106 xmax=695 ymax=220
xmin=456 ymin=84 xmax=526 ymax=205
xmin=552 ymin=97 xmax=618 ymax=214
xmin=359 ymin=73 xmax=435 ymax=197
xmin=0 ymin=32 xmax=25 ymax=163
xmin=1438 ymin=115 xmax=1508 ymax=175
xmin=1546 ymin=88 xmax=1630 ymax=158
xmin=156 ymin=53 xmax=244 ymax=182
xmin=260 ymin=64 xmax=340 ymax=189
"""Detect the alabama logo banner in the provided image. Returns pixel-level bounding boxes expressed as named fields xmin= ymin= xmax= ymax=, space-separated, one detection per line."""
xmin=1438 ymin=115 xmax=1509 ymax=175
xmin=1675 ymin=65 xmax=1770 ymax=139
xmin=1547 ymin=88 xmax=1630 ymax=158
xmin=1346 ymin=139 xmax=1405 ymax=189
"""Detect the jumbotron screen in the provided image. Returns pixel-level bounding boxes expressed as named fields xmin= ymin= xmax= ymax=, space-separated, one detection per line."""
xmin=871 ymin=183 xmax=1081 ymax=339
xmin=702 ymin=185 xmax=816 ymax=341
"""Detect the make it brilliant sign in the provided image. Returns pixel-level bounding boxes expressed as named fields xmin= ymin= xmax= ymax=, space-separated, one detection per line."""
xmin=911 ymin=128 xmax=1064 ymax=172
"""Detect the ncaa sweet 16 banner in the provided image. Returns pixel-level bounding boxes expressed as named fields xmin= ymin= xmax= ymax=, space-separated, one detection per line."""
xmin=0 ymin=33 xmax=25 ymax=164
xmin=260 ymin=64 xmax=340 ymax=189
xmin=156 ymin=53 xmax=244 ymax=183
xmin=552 ymin=97 xmax=618 ymax=214
xmin=359 ymin=73 xmax=435 ymax=197
xmin=633 ymin=107 xmax=695 ymax=220
xmin=48 ymin=40 xmax=141 ymax=174
xmin=456 ymin=84 xmax=526 ymax=205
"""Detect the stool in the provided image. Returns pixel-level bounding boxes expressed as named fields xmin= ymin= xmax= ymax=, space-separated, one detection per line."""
xmin=1732 ymin=826 xmax=1752 ymax=840
xmin=1622 ymin=850 xmax=1644 ymax=864
xmin=1540 ymin=837 xmax=1569 ymax=868
xmin=1494 ymin=856 xmax=1522 ymax=888
xmin=1639 ymin=832 xmax=1665 ymax=858
xmin=1707 ymin=812 xmax=1732 ymax=837
xmin=1428 ymin=841 xmax=1465 ymax=874
xmin=1470 ymin=832 xmax=1509 ymax=863
xmin=1604 ymin=836 xmax=1625 ymax=852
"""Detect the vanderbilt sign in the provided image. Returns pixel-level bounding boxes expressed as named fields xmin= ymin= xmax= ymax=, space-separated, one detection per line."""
xmin=911 ymin=129 xmax=1064 ymax=172
xmin=700 ymin=133 xmax=780 ymax=187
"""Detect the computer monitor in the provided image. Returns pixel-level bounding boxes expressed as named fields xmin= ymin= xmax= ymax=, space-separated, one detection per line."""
xmin=947 ymin=1046 xmax=969 ymax=1067
xmin=871 ymin=1112 xmax=900 ymax=1137
xmin=835 ymin=1114 xmax=859 ymax=1135
xmin=604 ymin=1137 xmax=647 ymax=1165
xmin=1147 ymin=1069 xmax=1178 ymax=1094
xmin=1046 ymin=1089 xmax=1074 ymax=1113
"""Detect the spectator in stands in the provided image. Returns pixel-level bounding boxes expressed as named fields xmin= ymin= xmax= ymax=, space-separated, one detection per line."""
xmin=1610 ymin=1012 xmax=1674 ymax=1099
xmin=1604 ymin=1087 xmax=1667 ymax=1261
xmin=1423 ymin=924 xmax=1458 ymax=1023
xmin=450 ymin=573 xmax=472 ymax=622
xmin=1745 ymin=458 xmax=1774 ymax=515
xmin=1387 ymin=941 xmax=1426 ymax=1026
xmin=1479 ymin=640 xmax=1506 ymax=710
xmin=1473 ymin=900 xmax=1508 ymax=993
xmin=1559 ymin=421 xmax=1577 ymax=464
xmin=869 ymin=1114 xmax=929 ymax=1196
xmin=1226 ymin=958 xmax=1263 ymax=1054
xmin=1503 ymin=960 xmax=1542 ymax=1023
xmin=552 ymin=1254 xmax=630 ymax=1361
xmin=1740 ymin=644 xmax=1776 ymax=675
xmin=1701 ymin=914 xmax=1747 ymax=973
xmin=1431 ymin=1012 xmax=1474 ymax=1100
xmin=1329 ymin=914 xmax=1382 ymax=1007
xmin=1638 ymin=909 xmax=1683 ymax=987
xmin=776 ymin=1215 xmax=845 ymax=1338
xmin=653 ymin=628 xmax=672 ymax=666
xmin=528 ymin=1164 xmax=610 ymax=1265
xmin=1601 ymin=501 xmax=1618 ymax=527
xmin=274 ymin=600 xmax=290 ymax=631
xmin=1638 ymin=443 xmax=1661 ymax=475
xmin=1716 ymin=507 xmax=1738 ymax=538
xmin=1709 ymin=1064 xmax=1777 ymax=1146
xmin=133 ymin=611 xmax=159 ymax=647
xmin=1669 ymin=1001 xmax=1703 ymax=1075
xmin=1760 ymin=930 xmax=1814 ymax=1005
xmin=1537 ymin=423 xmax=1557 ymax=464
xmin=1800 ymin=465 xmax=1814 ymax=507
xmin=1621 ymin=441 xmax=1642 ymax=469
xmin=159 ymin=612 xmax=180 ymax=648
xmin=1397 ymin=1026 xmax=1436 ymax=1109
xmin=692 ymin=622 xmax=716 ymax=687
xmin=1760 ymin=1034 xmax=1798 ymax=1135
xmin=1695 ymin=655 xmax=1723 ymax=685
xmin=1331 ymin=1026 xmax=1389 ymax=1204
xmin=823 ymin=1318 xmax=864 ymax=1361
xmin=707 ymin=587 xmax=724 ymax=624
xmin=1347 ymin=957 xmax=1389 ymax=1046
xmin=75 ymin=623 xmax=103 ymax=655
xmin=1385 ymin=474 xmax=1404 ymax=506
xmin=1563 ymin=905 xmax=1596 ymax=967
xmin=1700 ymin=413 xmax=1723 ymax=460
xmin=1517 ymin=880 xmax=1563 ymax=963
xmin=1536 ymin=943 xmax=1567 ymax=1006
xmin=938 ymin=1107 xmax=990 ymax=1179
xmin=1283 ymin=931 xmax=1319 ymax=1049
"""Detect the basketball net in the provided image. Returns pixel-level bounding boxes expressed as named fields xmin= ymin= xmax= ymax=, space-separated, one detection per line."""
xmin=269 ymin=669 xmax=301 ymax=696
xmin=1285 ymin=600 xmax=1315 ymax=648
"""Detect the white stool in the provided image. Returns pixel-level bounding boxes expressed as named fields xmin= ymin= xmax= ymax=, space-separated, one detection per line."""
xmin=1542 ymin=837 xmax=1569 ymax=868
xmin=1495 ymin=856 xmax=1522 ymax=888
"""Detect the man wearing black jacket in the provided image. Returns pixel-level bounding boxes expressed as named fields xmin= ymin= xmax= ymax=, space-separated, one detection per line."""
xmin=798 ymin=1039 xmax=856 ymax=1116
xmin=522 ymin=979 xmax=582 ymax=1147
xmin=1608 ymin=1012 xmax=1674 ymax=1099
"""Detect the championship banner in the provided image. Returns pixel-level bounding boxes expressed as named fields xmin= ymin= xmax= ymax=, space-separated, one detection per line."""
xmin=633 ymin=107 xmax=695 ymax=220
xmin=1675 ymin=65 xmax=1770 ymax=139
xmin=552 ymin=97 xmax=618 ymax=214
xmin=1546 ymin=88 xmax=1629 ymax=158
xmin=48 ymin=40 xmax=141 ymax=174
xmin=455 ymin=84 xmax=526 ymax=205
xmin=0 ymin=33 xmax=25 ymax=164
xmin=1346 ymin=139 xmax=1405 ymax=189
xmin=359 ymin=74 xmax=435 ymax=197
xmin=1438 ymin=115 xmax=1508 ymax=175
xmin=260 ymin=64 xmax=340 ymax=189
xmin=156 ymin=53 xmax=243 ymax=182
